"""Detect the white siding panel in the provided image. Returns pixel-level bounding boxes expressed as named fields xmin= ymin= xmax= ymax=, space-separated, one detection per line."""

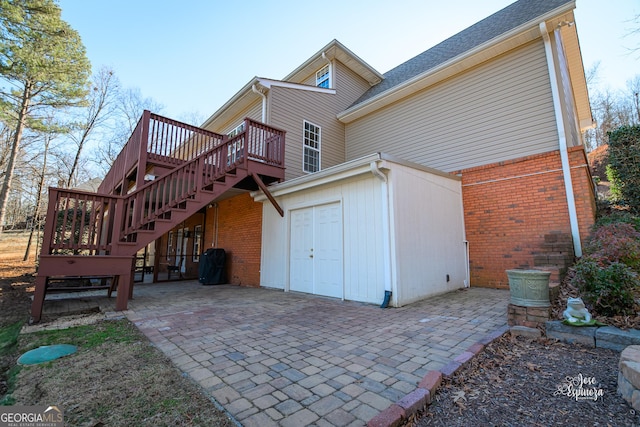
xmin=346 ymin=41 xmax=558 ymax=172
xmin=260 ymin=204 xmax=287 ymax=289
xmin=389 ymin=164 xmax=466 ymax=305
xmin=342 ymin=177 xmax=385 ymax=303
xmin=259 ymin=174 xmax=386 ymax=305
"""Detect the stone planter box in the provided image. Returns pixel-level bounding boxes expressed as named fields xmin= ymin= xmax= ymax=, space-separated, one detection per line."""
xmin=506 ymin=269 xmax=551 ymax=307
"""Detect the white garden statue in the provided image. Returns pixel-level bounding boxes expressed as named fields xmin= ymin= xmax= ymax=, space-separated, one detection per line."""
xmin=563 ymin=297 xmax=592 ymax=323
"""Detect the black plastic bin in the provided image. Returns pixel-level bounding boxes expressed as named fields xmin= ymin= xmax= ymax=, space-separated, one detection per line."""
xmin=198 ymin=248 xmax=226 ymax=285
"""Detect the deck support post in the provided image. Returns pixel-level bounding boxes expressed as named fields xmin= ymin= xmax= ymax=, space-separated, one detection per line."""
xmin=252 ymin=172 xmax=284 ymax=217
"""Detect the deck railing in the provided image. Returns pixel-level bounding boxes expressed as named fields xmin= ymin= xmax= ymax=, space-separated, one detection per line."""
xmin=123 ymin=117 xmax=285 ymax=234
xmin=98 ymin=111 xmax=226 ymax=195
xmin=42 ymin=117 xmax=285 ymax=255
xmin=42 ymin=188 xmax=122 ymax=256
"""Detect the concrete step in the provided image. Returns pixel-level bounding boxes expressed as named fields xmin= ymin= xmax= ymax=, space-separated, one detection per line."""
xmin=544 ymin=232 xmax=573 ymax=244
xmin=533 ymin=253 xmax=573 ymax=269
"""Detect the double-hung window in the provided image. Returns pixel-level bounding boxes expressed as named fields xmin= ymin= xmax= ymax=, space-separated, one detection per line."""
xmin=316 ymin=64 xmax=330 ymax=88
xmin=303 ymin=121 xmax=321 ymax=173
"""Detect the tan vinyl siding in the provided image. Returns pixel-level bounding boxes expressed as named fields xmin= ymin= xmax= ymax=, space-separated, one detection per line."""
xmin=218 ymin=100 xmax=262 ymax=135
xmin=298 ymin=60 xmax=372 ymax=104
xmin=301 ymin=72 xmax=316 ymax=87
xmin=345 ymin=40 xmax=559 ymax=172
xmin=334 ymin=61 xmax=372 ymax=110
xmin=270 ymin=86 xmax=345 ymax=180
xmin=553 ymin=31 xmax=581 ymax=148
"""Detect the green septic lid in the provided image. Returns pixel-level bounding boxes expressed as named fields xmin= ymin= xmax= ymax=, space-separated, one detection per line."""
xmin=18 ymin=344 xmax=77 ymax=365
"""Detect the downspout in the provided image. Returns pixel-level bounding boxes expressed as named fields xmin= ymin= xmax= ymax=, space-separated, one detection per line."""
xmin=370 ymin=160 xmax=393 ymax=308
xmin=321 ymin=52 xmax=332 ymax=87
xmin=252 ymin=84 xmax=267 ymax=123
xmin=540 ymin=22 xmax=582 ymax=257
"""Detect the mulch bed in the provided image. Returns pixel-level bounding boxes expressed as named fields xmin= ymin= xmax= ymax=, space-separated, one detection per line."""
xmin=409 ymin=333 xmax=640 ymax=427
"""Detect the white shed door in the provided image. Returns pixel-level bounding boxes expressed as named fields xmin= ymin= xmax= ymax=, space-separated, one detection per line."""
xmin=289 ymin=202 xmax=343 ymax=299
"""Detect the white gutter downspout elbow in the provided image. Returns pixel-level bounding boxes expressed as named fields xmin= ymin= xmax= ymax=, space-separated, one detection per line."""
xmin=540 ymin=22 xmax=582 ymax=257
xmin=252 ymin=84 xmax=267 ymax=123
xmin=370 ymin=160 xmax=394 ymax=307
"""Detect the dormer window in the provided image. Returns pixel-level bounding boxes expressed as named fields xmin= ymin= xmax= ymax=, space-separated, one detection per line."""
xmin=316 ymin=64 xmax=330 ymax=88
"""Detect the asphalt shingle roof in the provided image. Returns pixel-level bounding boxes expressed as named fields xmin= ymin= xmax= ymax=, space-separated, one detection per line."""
xmin=350 ymin=0 xmax=573 ymax=108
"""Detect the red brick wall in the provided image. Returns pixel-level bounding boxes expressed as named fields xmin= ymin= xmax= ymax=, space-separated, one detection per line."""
xmin=458 ymin=147 xmax=595 ymax=288
xmin=569 ymin=147 xmax=597 ymax=244
xmin=204 ymin=193 xmax=262 ymax=286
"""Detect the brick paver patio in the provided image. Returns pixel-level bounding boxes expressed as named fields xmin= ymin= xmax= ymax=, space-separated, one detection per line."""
xmin=43 ymin=282 xmax=508 ymax=426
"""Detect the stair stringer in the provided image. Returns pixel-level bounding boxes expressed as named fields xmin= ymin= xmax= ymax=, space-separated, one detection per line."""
xmin=113 ymin=169 xmax=250 ymax=257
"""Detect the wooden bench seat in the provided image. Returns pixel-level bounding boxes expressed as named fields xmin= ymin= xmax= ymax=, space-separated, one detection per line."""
xmin=45 ymin=275 xmax=118 ymax=297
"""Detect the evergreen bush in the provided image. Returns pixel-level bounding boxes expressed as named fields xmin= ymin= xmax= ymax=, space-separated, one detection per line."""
xmin=571 ymin=256 xmax=638 ymax=317
xmin=608 ymin=125 xmax=640 ymax=212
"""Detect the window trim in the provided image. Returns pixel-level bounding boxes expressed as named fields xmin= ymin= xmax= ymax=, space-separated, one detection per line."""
xmin=316 ymin=64 xmax=330 ymax=88
xmin=227 ymin=122 xmax=245 ymax=138
xmin=303 ymin=120 xmax=321 ymax=174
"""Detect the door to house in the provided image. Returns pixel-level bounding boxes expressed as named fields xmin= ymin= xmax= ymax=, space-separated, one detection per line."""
xmin=175 ymin=228 xmax=189 ymax=274
xmin=289 ymin=202 xmax=343 ymax=299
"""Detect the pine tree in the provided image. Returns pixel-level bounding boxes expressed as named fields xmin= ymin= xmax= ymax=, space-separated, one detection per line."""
xmin=0 ymin=0 xmax=91 ymax=232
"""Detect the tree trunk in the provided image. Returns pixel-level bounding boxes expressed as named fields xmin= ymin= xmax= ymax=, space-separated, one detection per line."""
xmin=65 ymin=126 xmax=89 ymax=188
xmin=0 ymin=82 xmax=31 ymax=233
xmin=24 ymin=134 xmax=50 ymax=261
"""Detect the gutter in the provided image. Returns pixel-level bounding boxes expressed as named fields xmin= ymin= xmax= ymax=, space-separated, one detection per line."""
xmin=540 ymin=21 xmax=582 ymax=257
xmin=370 ymin=161 xmax=394 ymax=307
xmin=252 ymin=84 xmax=267 ymax=123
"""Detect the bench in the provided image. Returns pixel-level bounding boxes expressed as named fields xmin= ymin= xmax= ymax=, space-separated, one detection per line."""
xmin=45 ymin=276 xmax=118 ymax=297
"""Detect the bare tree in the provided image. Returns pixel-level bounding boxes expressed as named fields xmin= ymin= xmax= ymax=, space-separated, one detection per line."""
xmin=91 ymin=86 xmax=164 ymax=175
xmin=23 ymin=129 xmax=54 ymax=260
xmin=64 ymin=67 xmax=118 ymax=188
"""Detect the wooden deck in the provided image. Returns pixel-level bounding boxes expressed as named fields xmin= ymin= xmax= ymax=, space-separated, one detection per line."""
xmin=31 ymin=113 xmax=286 ymax=322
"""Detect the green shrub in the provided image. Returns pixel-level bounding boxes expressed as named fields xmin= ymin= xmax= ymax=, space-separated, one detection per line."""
xmin=606 ymin=164 xmax=623 ymax=203
xmin=571 ymin=256 xmax=638 ymax=317
xmin=584 ymin=222 xmax=640 ymax=273
xmin=594 ymin=209 xmax=640 ymax=231
xmin=608 ymin=125 xmax=640 ymax=212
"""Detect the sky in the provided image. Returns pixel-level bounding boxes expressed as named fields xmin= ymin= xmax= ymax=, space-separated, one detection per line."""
xmin=57 ymin=0 xmax=640 ymax=123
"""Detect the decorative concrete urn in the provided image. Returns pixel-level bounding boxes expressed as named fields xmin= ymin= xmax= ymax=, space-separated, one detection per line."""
xmin=506 ymin=269 xmax=551 ymax=307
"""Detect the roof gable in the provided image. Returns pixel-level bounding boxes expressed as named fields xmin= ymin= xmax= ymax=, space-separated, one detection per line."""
xmin=284 ymin=39 xmax=384 ymax=86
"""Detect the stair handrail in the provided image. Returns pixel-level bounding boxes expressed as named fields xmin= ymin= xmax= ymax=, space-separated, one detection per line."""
xmin=98 ymin=111 xmax=227 ymax=195
xmin=41 ymin=118 xmax=285 ymax=256
xmin=121 ymin=118 xmax=285 ymax=237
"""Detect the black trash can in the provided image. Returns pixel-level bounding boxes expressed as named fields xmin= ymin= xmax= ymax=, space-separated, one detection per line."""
xmin=199 ymin=248 xmax=226 ymax=285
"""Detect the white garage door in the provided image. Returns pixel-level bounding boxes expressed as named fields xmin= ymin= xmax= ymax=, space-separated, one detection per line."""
xmin=289 ymin=202 xmax=343 ymax=299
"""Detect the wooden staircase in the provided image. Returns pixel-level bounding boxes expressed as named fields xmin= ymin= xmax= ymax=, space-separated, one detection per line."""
xmin=31 ymin=112 xmax=285 ymax=322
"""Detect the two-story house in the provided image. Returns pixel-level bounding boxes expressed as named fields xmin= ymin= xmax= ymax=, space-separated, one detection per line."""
xmin=32 ymin=0 xmax=595 ymax=321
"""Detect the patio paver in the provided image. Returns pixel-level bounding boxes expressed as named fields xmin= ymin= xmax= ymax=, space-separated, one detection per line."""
xmin=43 ymin=282 xmax=508 ymax=425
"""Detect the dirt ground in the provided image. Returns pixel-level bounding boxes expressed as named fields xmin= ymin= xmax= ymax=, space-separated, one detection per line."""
xmin=408 ymin=334 xmax=640 ymax=427
xmin=0 ymin=232 xmax=234 ymax=426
